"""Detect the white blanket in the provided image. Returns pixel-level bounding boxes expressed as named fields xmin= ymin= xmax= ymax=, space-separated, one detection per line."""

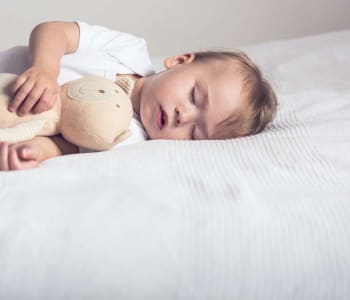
xmin=1 ymin=30 xmax=350 ymax=300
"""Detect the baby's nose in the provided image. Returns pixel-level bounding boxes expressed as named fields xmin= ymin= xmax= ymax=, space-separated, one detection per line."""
xmin=177 ymin=106 xmax=197 ymax=126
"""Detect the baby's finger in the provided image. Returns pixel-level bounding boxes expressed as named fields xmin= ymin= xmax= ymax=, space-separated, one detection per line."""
xmin=32 ymin=88 xmax=55 ymax=114
xmin=18 ymin=84 xmax=44 ymax=115
xmin=8 ymin=147 xmax=22 ymax=170
xmin=11 ymin=146 xmax=39 ymax=170
xmin=9 ymin=80 xmax=35 ymax=114
xmin=0 ymin=142 xmax=9 ymax=171
xmin=18 ymin=145 xmax=39 ymax=161
xmin=10 ymin=74 xmax=27 ymax=96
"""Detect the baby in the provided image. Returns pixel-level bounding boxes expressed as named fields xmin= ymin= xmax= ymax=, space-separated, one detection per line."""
xmin=0 ymin=21 xmax=277 ymax=171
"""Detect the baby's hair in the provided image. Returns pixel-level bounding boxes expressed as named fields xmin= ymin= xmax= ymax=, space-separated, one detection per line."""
xmin=193 ymin=50 xmax=278 ymax=139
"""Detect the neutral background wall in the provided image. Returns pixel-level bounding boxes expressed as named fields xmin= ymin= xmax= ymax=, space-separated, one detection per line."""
xmin=0 ymin=0 xmax=350 ymax=55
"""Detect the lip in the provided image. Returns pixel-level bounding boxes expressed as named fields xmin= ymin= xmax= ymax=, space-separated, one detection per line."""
xmin=156 ymin=105 xmax=168 ymax=130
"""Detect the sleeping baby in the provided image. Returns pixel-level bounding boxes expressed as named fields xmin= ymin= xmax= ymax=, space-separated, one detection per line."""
xmin=0 ymin=21 xmax=277 ymax=171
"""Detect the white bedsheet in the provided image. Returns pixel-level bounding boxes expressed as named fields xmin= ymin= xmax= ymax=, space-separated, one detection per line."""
xmin=1 ymin=29 xmax=350 ymax=300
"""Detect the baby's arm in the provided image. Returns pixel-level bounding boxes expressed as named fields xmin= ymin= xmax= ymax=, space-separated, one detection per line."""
xmin=0 ymin=136 xmax=78 ymax=171
xmin=9 ymin=21 xmax=80 ymax=115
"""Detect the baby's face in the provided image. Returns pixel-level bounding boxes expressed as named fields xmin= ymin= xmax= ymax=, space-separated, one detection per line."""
xmin=138 ymin=54 xmax=245 ymax=140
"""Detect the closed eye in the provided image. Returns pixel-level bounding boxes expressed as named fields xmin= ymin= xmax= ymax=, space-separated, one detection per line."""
xmin=190 ymin=85 xmax=196 ymax=105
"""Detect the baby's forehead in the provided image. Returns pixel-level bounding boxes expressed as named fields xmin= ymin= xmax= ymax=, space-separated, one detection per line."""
xmin=193 ymin=59 xmax=246 ymax=82
xmin=196 ymin=55 xmax=244 ymax=69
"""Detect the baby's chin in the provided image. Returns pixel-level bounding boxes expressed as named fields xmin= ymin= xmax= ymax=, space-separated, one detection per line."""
xmin=143 ymin=128 xmax=153 ymax=140
xmin=139 ymin=104 xmax=159 ymax=140
xmin=143 ymin=123 xmax=163 ymax=140
xmin=144 ymin=128 xmax=158 ymax=140
xmin=139 ymin=114 xmax=154 ymax=140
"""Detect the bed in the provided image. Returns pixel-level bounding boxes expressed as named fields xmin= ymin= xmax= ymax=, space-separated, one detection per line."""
xmin=0 ymin=29 xmax=350 ymax=299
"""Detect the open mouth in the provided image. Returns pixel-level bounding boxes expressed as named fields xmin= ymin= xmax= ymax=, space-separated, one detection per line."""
xmin=157 ymin=105 xmax=168 ymax=129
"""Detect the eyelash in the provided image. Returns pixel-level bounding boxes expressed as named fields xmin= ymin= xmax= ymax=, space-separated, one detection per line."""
xmin=191 ymin=86 xmax=196 ymax=105
xmin=190 ymin=86 xmax=196 ymax=140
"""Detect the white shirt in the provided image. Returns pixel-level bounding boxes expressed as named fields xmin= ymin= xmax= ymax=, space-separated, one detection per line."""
xmin=0 ymin=21 xmax=155 ymax=151
xmin=59 ymin=21 xmax=155 ymax=81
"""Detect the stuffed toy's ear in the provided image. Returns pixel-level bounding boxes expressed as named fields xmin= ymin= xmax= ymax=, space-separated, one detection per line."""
xmin=113 ymin=129 xmax=132 ymax=145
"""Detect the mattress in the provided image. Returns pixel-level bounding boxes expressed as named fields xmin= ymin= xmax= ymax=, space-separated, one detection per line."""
xmin=1 ymin=29 xmax=350 ymax=299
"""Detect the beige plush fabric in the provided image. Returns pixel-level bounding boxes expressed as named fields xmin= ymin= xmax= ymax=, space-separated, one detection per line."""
xmin=0 ymin=74 xmax=133 ymax=150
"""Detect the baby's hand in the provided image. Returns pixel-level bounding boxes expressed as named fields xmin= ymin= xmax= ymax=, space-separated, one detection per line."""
xmin=0 ymin=141 xmax=43 ymax=171
xmin=9 ymin=66 xmax=59 ymax=116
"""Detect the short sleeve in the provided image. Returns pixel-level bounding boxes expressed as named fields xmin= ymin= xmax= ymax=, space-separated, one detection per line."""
xmin=74 ymin=21 xmax=155 ymax=76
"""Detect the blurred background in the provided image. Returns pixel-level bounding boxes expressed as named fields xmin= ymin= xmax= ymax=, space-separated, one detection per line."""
xmin=0 ymin=0 xmax=350 ymax=55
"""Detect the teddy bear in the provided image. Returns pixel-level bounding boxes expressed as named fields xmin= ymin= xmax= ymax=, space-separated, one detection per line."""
xmin=0 ymin=73 xmax=134 ymax=151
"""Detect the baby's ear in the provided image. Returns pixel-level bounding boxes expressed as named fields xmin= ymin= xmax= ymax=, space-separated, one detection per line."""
xmin=164 ymin=53 xmax=195 ymax=69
